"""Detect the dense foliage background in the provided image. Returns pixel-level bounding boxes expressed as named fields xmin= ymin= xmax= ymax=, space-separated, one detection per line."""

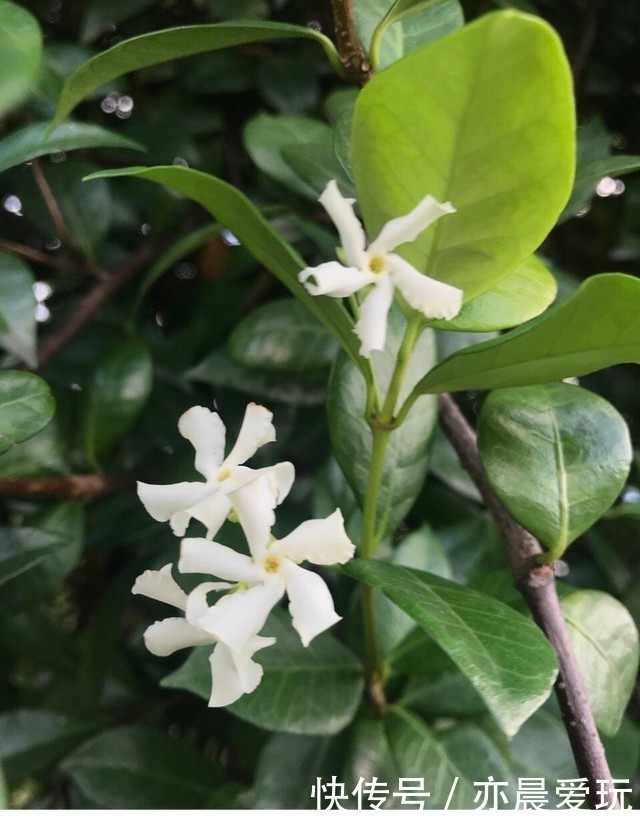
xmin=0 ymin=0 xmax=639 ymax=809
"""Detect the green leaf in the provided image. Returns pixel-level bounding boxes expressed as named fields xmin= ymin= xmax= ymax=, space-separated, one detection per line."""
xmin=418 ymin=273 xmax=640 ymax=394
xmin=344 ymin=559 xmax=557 ymax=735
xmin=79 ymin=0 xmax=157 ymax=43
xmin=163 ymin=610 xmax=363 ymax=736
xmin=352 ymin=10 xmax=575 ymax=301
xmin=62 ymin=726 xmax=219 ymax=809
xmin=429 ymin=256 xmax=557 ymax=332
xmin=478 ymin=384 xmax=632 ymax=555
xmin=81 ymin=337 xmax=153 ymax=465
xmin=0 ymin=1 xmax=42 ymax=117
xmin=562 ymin=590 xmax=639 ymax=736
xmin=0 ymin=710 xmax=96 ymax=782
xmin=0 ymin=252 xmax=36 ymax=367
xmin=228 ymin=299 xmax=338 ymax=372
xmin=0 ymin=371 xmax=55 ymax=455
xmin=328 ymin=310 xmax=437 ymax=534
xmin=0 ymin=121 xmax=145 ymax=175
xmin=54 ymin=21 xmax=343 ymax=126
xmin=84 ymin=165 xmax=361 ymax=366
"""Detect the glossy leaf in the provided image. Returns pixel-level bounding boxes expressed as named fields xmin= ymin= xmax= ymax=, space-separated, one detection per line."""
xmin=62 ymin=726 xmax=219 ymax=809
xmin=418 ymin=274 xmax=640 ymax=394
xmin=84 ymin=166 xmax=361 ymax=366
xmin=352 ymin=11 xmax=575 ymax=301
xmin=0 ymin=121 xmax=145 ymax=175
xmin=478 ymin=384 xmax=632 ymax=554
xmin=344 ymin=559 xmax=557 ymax=735
xmin=163 ymin=610 xmax=363 ymax=736
xmin=0 ymin=252 xmax=36 ymax=367
xmin=54 ymin=22 xmax=343 ymax=126
xmin=328 ymin=309 xmax=437 ymax=534
xmin=562 ymin=590 xmax=639 ymax=736
xmin=0 ymin=371 xmax=55 ymax=455
xmin=81 ymin=337 xmax=153 ymax=465
xmin=228 ymin=299 xmax=338 ymax=372
xmin=0 ymin=1 xmax=42 ymax=117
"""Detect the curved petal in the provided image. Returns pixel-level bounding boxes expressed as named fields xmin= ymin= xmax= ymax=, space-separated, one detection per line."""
xmin=132 ymin=564 xmax=187 ymax=610
xmin=228 ymin=474 xmax=278 ymax=559
xmin=143 ymin=617 xmax=212 ymax=657
xmin=184 ymin=493 xmax=232 ymax=540
xmin=177 ymin=406 xmax=226 ymax=480
xmin=179 ymin=538 xmax=263 ymax=584
xmin=273 ymin=510 xmax=355 ymax=566
xmin=354 ymin=276 xmax=394 ymax=357
xmin=224 ymin=403 xmax=275 ymax=468
xmin=299 ymin=261 xmax=373 ymax=298
xmin=185 ymin=581 xmax=233 ymax=625
xmin=282 ymin=561 xmax=341 ymax=647
xmin=389 ymin=254 xmax=463 ymax=320
xmin=137 ymin=480 xmax=210 ymax=534
xmin=197 ymin=579 xmax=285 ymax=652
xmin=208 ymin=633 xmax=276 ymax=707
xmin=369 ymin=195 xmax=455 ymax=254
xmin=318 ymin=179 xmax=366 ymax=268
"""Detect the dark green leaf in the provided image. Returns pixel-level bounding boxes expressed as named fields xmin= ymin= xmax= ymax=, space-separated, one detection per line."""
xmin=0 ymin=1 xmax=42 ymax=117
xmin=0 ymin=371 xmax=55 ymax=454
xmin=0 ymin=252 xmax=36 ymax=367
xmin=79 ymin=0 xmax=157 ymax=43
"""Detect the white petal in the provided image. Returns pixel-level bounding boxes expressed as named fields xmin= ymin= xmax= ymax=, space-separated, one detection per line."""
xmin=369 ymin=195 xmax=455 ymax=254
xmin=207 ymin=635 xmax=275 ymax=707
xmin=282 ymin=561 xmax=341 ymax=647
xmin=137 ymin=480 xmax=210 ymax=535
xmin=178 ymin=406 xmax=226 ymax=480
xmin=299 ymin=261 xmax=373 ymax=298
xmin=185 ymin=581 xmax=233 ymax=625
xmin=389 ymin=254 xmax=463 ymax=320
xmin=179 ymin=538 xmax=263 ymax=584
xmin=132 ymin=564 xmax=187 ymax=610
xmin=223 ymin=403 xmax=275 ymax=468
xmin=228 ymin=474 xmax=278 ymax=559
xmin=353 ymin=276 xmax=394 ymax=357
xmin=184 ymin=493 xmax=232 ymax=540
xmin=318 ymin=179 xmax=366 ymax=268
xmin=197 ymin=580 xmax=285 ymax=652
xmin=143 ymin=617 xmax=212 ymax=657
xmin=274 ymin=510 xmax=355 ymax=566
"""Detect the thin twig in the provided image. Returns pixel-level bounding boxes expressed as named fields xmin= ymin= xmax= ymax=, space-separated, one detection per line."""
xmin=330 ymin=0 xmax=372 ymax=85
xmin=0 ymin=474 xmax=132 ymax=500
xmin=0 ymin=239 xmax=84 ymax=274
xmin=438 ymin=393 xmax=617 ymax=810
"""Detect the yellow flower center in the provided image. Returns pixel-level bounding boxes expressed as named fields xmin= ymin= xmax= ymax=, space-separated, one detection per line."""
xmin=368 ymin=256 xmax=386 ymax=275
xmin=263 ymin=555 xmax=281 ymax=574
xmin=217 ymin=467 xmax=232 ymax=482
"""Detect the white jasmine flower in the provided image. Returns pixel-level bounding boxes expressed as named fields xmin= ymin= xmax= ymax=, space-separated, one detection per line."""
xmin=137 ymin=403 xmax=294 ymax=554
xmin=132 ymin=564 xmax=275 ymax=707
xmin=299 ymin=180 xmax=463 ymax=356
xmin=178 ymin=509 xmax=356 ymax=650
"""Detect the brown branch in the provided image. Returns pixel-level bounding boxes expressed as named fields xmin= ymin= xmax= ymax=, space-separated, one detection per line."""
xmin=331 ymin=0 xmax=372 ymax=85
xmin=438 ymin=393 xmax=618 ymax=810
xmin=0 ymin=474 xmax=132 ymax=500
xmin=0 ymin=240 xmax=84 ymax=274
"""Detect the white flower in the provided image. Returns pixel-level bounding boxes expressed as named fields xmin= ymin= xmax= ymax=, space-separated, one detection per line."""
xmin=178 ymin=509 xmax=356 ymax=650
xmin=132 ymin=564 xmax=275 ymax=707
xmin=298 ymin=180 xmax=463 ymax=357
xmin=137 ymin=403 xmax=294 ymax=554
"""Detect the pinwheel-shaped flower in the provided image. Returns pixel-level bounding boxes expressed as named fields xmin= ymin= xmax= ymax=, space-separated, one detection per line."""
xmin=138 ymin=403 xmax=294 ymax=554
xmin=178 ymin=510 xmax=356 ymax=650
xmin=132 ymin=564 xmax=275 ymax=707
xmin=299 ymin=180 xmax=463 ymax=356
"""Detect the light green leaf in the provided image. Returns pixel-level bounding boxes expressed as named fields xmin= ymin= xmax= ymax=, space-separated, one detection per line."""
xmin=0 ymin=121 xmax=145 ymax=175
xmin=54 ymin=21 xmax=343 ymax=126
xmin=0 ymin=371 xmax=54 ymax=454
xmin=0 ymin=252 xmax=36 ymax=367
xmin=62 ymin=726 xmax=219 ymax=809
xmin=282 ymin=139 xmax=355 ymax=200
xmin=562 ymin=590 xmax=639 ymax=736
xmin=418 ymin=274 xmax=640 ymax=394
xmin=228 ymin=299 xmax=338 ymax=372
xmin=344 ymin=559 xmax=557 ymax=735
xmin=0 ymin=1 xmax=42 ymax=117
xmin=328 ymin=309 xmax=437 ymax=535
xmin=478 ymin=384 xmax=632 ymax=555
xmin=352 ymin=10 xmax=575 ymax=301
xmin=429 ymin=256 xmax=557 ymax=332
xmin=84 ymin=165 xmax=361 ymax=366
xmin=163 ymin=610 xmax=363 ymax=736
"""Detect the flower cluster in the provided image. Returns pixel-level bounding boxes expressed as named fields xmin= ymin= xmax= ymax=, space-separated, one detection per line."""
xmin=133 ymin=403 xmax=356 ymax=707
xmin=299 ymin=180 xmax=463 ymax=357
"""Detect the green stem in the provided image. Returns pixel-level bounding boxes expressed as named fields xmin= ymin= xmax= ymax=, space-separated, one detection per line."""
xmin=380 ymin=315 xmax=422 ymax=422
